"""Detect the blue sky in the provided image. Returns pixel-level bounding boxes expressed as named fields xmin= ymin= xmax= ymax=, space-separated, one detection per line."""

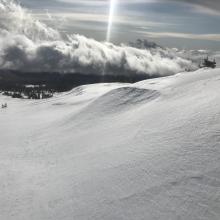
xmin=19 ymin=0 xmax=220 ymax=50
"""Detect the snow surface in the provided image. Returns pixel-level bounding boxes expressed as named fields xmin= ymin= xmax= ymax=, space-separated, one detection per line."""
xmin=1 ymin=68 xmax=220 ymax=220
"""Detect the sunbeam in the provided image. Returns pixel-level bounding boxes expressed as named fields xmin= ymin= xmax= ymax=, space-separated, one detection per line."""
xmin=106 ymin=0 xmax=117 ymax=42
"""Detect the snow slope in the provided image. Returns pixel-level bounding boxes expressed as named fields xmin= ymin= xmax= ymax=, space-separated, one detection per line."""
xmin=1 ymin=68 xmax=220 ymax=220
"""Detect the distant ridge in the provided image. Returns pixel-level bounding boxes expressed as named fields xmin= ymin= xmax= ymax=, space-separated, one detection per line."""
xmin=129 ymin=39 xmax=162 ymax=49
xmin=0 ymin=70 xmax=162 ymax=92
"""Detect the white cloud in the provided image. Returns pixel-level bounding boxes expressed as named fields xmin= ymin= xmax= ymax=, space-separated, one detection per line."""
xmin=138 ymin=31 xmax=220 ymax=42
xmin=0 ymin=0 xmax=196 ymax=77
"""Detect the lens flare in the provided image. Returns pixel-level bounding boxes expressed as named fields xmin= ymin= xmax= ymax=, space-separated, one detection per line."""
xmin=106 ymin=0 xmax=117 ymax=42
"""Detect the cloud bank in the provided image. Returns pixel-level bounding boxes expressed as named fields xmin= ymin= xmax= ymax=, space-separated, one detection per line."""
xmin=169 ymin=0 xmax=220 ymax=13
xmin=0 ymin=0 xmax=196 ymax=77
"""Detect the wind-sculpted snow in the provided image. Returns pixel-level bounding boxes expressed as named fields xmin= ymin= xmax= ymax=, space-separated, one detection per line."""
xmin=81 ymin=87 xmax=160 ymax=115
xmin=0 ymin=0 xmax=195 ymax=77
xmin=1 ymin=68 xmax=220 ymax=220
xmin=63 ymin=87 xmax=160 ymax=125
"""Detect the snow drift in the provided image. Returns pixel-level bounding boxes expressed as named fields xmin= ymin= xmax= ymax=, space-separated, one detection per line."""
xmin=0 ymin=0 xmax=195 ymax=77
xmin=1 ymin=68 xmax=220 ymax=220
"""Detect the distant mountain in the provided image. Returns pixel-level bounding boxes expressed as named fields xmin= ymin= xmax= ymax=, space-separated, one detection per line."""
xmin=129 ymin=39 xmax=162 ymax=49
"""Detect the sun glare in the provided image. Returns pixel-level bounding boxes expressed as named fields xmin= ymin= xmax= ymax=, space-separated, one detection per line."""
xmin=106 ymin=0 xmax=117 ymax=42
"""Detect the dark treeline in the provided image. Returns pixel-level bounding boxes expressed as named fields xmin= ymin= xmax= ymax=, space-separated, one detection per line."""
xmin=2 ymin=87 xmax=54 ymax=99
xmin=0 ymin=70 xmax=159 ymax=99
